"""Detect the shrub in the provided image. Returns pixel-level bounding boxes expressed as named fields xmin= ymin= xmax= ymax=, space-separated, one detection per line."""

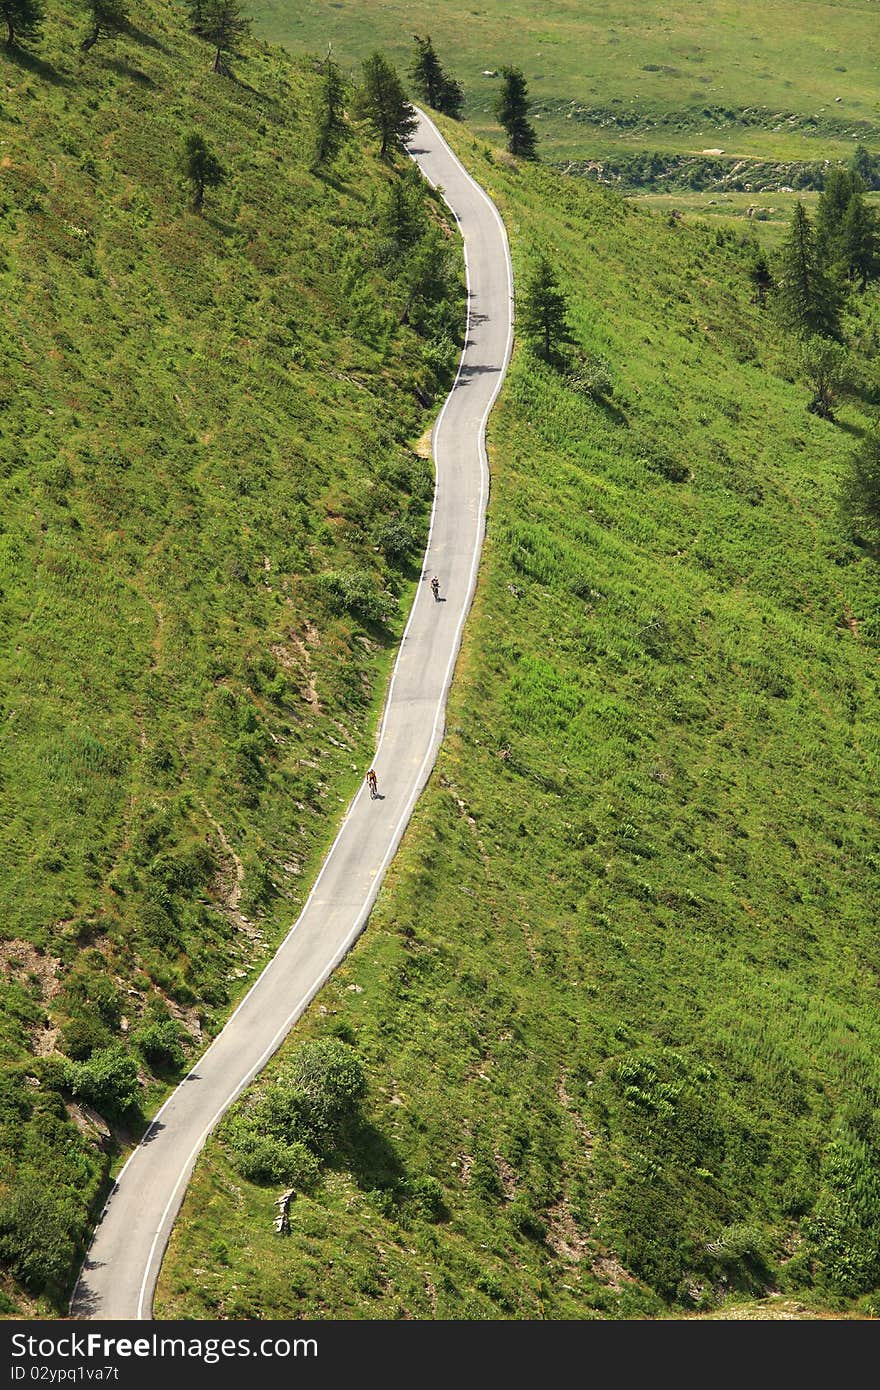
xmin=67 ymin=1044 xmax=140 ymax=1117
xmin=800 ymin=337 xmax=849 ymax=419
xmin=373 ymin=518 xmax=417 ymax=564
xmin=223 ymin=1123 xmax=320 ymax=1188
xmin=134 ymin=1019 xmax=186 ymax=1073
xmin=316 ymin=570 xmax=389 ymax=625
xmin=569 ymin=350 xmax=614 ymax=400
xmin=0 ymin=1185 xmax=79 ymax=1297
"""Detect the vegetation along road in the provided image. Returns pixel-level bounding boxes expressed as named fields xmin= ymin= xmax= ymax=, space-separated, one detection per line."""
xmin=69 ymin=107 xmax=513 ymax=1321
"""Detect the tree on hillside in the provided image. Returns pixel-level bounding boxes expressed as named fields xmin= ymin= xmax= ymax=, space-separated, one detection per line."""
xmin=355 ymin=52 xmax=418 ymax=159
xmin=775 ymin=201 xmax=842 ymax=340
xmin=182 ymin=132 xmax=225 ymax=212
xmin=496 ymin=66 xmax=537 ymax=159
xmin=800 ymin=337 xmax=849 ymax=420
xmin=310 ymin=49 xmax=349 ymax=169
xmin=377 ymin=171 xmax=429 ymax=261
xmin=748 ymin=247 xmax=773 ymax=306
xmin=840 ymin=189 xmax=880 ymax=292
xmin=80 ymin=0 xmax=129 ymax=51
xmin=851 ymin=143 xmax=880 ymax=192
xmin=841 ymin=429 xmax=880 ymax=547
xmin=410 ymin=35 xmax=464 ymax=119
xmin=520 ymin=255 xmax=573 ymax=362
xmin=814 ymin=165 xmax=860 ymax=270
xmin=182 ymin=0 xmax=205 ymax=33
xmin=200 ymin=0 xmax=250 ymax=75
xmin=2 ymin=0 xmax=44 ymax=50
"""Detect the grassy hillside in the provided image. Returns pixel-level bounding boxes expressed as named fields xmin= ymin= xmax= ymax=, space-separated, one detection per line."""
xmin=0 ymin=2 xmax=460 ymax=1314
xmin=246 ymin=0 xmax=880 ymax=186
xmin=158 ymin=121 xmax=880 ymax=1319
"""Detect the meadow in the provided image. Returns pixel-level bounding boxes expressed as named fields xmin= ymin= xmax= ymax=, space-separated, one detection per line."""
xmin=245 ymin=0 xmax=880 ymax=179
xmin=157 ymin=115 xmax=880 ymax=1318
xmin=0 ymin=0 xmax=460 ymax=1313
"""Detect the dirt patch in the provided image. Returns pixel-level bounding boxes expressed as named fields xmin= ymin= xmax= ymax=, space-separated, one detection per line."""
xmin=414 ymin=427 xmax=434 ymax=460
xmin=0 ymin=941 xmax=62 ymax=1055
xmin=494 ymin=1151 xmax=518 ymax=1200
xmin=0 ymin=940 xmax=61 ymax=1000
xmin=591 ymin=1252 xmax=639 ymax=1289
xmin=546 ymin=1197 xmax=590 ymax=1263
xmin=198 ymin=800 xmax=259 ymax=948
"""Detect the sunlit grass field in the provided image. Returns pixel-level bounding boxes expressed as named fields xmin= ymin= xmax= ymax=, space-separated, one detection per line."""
xmin=158 ymin=117 xmax=880 ymax=1319
xmin=245 ymin=0 xmax=880 ymax=167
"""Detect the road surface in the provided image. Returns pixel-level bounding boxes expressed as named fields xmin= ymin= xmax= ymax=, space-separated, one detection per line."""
xmin=70 ymin=108 xmax=513 ymax=1320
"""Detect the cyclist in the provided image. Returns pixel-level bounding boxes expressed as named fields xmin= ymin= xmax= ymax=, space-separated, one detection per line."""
xmin=430 ymin=575 xmax=440 ymax=601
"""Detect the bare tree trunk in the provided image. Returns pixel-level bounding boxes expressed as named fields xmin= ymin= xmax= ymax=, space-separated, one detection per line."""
xmin=213 ymin=45 xmax=222 ymax=73
xmin=6 ymin=18 xmax=15 ymax=48
xmin=81 ymin=26 xmax=100 ymax=51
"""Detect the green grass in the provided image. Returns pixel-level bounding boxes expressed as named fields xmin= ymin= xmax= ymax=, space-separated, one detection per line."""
xmin=245 ymin=0 xmax=880 ymax=174
xmin=0 ymin=1 xmax=461 ymax=1313
xmin=158 ymin=121 xmax=880 ymax=1320
xmin=632 ymin=190 xmax=880 ymax=250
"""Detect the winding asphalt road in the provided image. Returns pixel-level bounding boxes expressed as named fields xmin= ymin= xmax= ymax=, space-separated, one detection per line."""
xmin=70 ymin=109 xmax=513 ymax=1321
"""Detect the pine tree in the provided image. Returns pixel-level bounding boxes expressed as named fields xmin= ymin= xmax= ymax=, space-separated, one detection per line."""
xmin=1 ymin=0 xmax=44 ymax=49
xmin=183 ymin=0 xmax=205 ymax=34
xmin=851 ymin=144 xmax=880 ymax=192
xmin=311 ymin=51 xmax=349 ymax=169
xmin=814 ymin=166 xmax=859 ymax=270
xmin=80 ymin=0 xmax=128 ymax=52
xmin=438 ymin=72 xmax=464 ymax=120
xmin=520 ymin=256 xmax=573 ymax=362
xmin=409 ymin=36 xmax=465 ymax=120
xmin=182 ymin=132 xmax=225 ymax=212
xmin=775 ymin=201 xmax=842 ymax=340
xmin=356 ymin=52 xmax=418 ymax=158
xmin=841 ymin=191 xmax=880 ymax=292
xmin=410 ymin=35 xmax=444 ymax=108
xmin=496 ymin=66 xmax=537 ymax=159
xmin=377 ymin=170 xmax=426 ymax=260
xmin=200 ymin=0 xmax=250 ymax=75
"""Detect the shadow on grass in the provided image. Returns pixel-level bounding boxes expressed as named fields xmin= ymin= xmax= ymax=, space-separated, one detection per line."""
xmin=835 ymin=418 xmax=868 ymax=440
xmin=332 ymin=1115 xmax=407 ymax=1194
xmin=100 ymin=56 xmax=155 ymax=87
xmin=124 ymin=23 xmax=172 ymax=54
xmin=1 ymin=45 xmax=71 ymax=85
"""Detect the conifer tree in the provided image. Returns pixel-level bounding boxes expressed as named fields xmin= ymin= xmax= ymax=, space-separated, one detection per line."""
xmin=2 ymin=0 xmax=44 ymax=49
xmin=311 ymin=51 xmax=349 ymax=169
xmin=749 ymin=248 xmax=773 ymax=306
xmin=814 ymin=166 xmax=859 ymax=270
xmin=841 ymin=193 xmax=880 ymax=291
xmin=410 ymin=35 xmax=464 ymax=119
xmin=520 ymin=256 xmax=573 ymax=361
xmin=356 ymin=52 xmax=418 ymax=158
xmin=80 ymin=0 xmax=128 ymax=52
xmin=410 ymin=35 xmax=444 ymax=108
xmin=496 ymin=66 xmax=537 ymax=158
xmin=182 ymin=132 xmax=225 ymax=213
xmin=851 ymin=143 xmax=880 ymax=192
xmin=775 ymin=201 xmax=842 ymax=340
xmin=200 ymin=0 xmax=250 ymax=75
xmin=183 ymin=0 xmax=205 ymax=33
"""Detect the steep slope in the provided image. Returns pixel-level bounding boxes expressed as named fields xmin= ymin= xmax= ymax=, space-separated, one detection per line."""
xmin=158 ymin=124 xmax=880 ymax=1319
xmin=0 ymin=4 xmax=460 ymax=1314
